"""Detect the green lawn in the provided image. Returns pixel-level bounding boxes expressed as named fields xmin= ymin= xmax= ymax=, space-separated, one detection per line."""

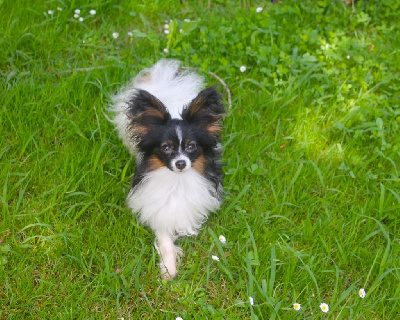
xmin=1 ymin=0 xmax=400 ymax=318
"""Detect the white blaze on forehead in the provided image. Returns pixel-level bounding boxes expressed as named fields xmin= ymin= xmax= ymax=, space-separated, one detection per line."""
xmin=176 ymin=126 xmax=183 ymax=151
xmin=176 ymin=126 xmax=183 ymax=144
xmin=173 ymin=126 xmax=191 ymax=172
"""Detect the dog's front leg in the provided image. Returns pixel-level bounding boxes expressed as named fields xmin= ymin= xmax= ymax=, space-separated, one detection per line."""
xmin=154 ymin=231 xmax=182 ymax=280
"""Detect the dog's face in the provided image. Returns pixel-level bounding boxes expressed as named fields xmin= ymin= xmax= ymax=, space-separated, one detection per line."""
xmin=127 ymin=87 xmax=225 ymax=175
xmin=156 ymin=124 xmax=201 ymax=172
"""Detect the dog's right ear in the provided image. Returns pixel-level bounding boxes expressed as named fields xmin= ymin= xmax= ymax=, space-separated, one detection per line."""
xmin=127 ymin=90 xmax=171 ymax=136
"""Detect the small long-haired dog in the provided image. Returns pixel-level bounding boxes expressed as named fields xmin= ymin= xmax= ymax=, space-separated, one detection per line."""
xmin=111 ymin=60 xmax=225 ymax=280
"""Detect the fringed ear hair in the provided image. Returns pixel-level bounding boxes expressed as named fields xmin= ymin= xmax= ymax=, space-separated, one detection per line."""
xmin=127 ymin=89 xmax=171 ymax=137
xmin=181 ymin=86 xmax=225 ymax=137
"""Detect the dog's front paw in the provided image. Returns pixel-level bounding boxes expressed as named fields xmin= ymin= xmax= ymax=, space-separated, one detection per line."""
xmin=160 ymin=264 xmax=178 ymax=281
xmin=159 ymin=245 xmax=183 ymax=280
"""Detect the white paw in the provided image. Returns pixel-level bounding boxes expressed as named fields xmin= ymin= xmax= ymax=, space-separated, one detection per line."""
xmin=154 ymin=235 xmax=184 ymax=281
xmin=158 ymin=245 xmax=183 ymax=281
xmin=160 ymin=264 xmax=178 ymax=281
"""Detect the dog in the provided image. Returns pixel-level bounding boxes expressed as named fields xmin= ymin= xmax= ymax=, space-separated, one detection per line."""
xmin=111 ymin=59 xmax=225 ymax=280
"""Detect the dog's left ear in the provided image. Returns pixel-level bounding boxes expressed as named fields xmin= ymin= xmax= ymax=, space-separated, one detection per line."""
xmin=182 ymin=86 xmax=225 ymax=137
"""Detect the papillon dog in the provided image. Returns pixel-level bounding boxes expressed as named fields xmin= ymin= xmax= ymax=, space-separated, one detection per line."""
xmin=111 ymin=59 xmax=225 ymax=280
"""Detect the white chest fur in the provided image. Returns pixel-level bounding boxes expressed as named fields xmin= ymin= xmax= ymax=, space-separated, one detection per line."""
xmin=128 ymin=167 xmax=222 ymax=236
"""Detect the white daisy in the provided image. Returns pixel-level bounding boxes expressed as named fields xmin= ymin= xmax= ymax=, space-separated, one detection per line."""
xmin=164 ymin=24 xmax=169 ymax=29
xmin=176 ymin=317 xmax=183 ymax=320
xmin=48 ymin=10 xmax=54 ymax=15
xmin=219 ymin=235 xmax=226 ymax=243
xmin=256 ymin=7 xmax=263 ymax=13
xmin=79 ymin=17 xmax=83 ymax=22
xmin=127 ymin=31 xmax=133 ymax=37
xmin=211 ymin=255 xmax=220 ymax=261
xmin=240 ymin=65 xmax=247 ymax=72
xmin=90 ymin=9 xmax=96 ymax=15
xmin=293 ymin=303 xmax=301 ymax=311
xmin=164 ymin=30 xmax=170 ymax=34
xmin=249 ymin=296 xmax=254 ymax=306
xmin=347 ymin=55 xmax=351 ymax=59
xmin=74 ymin=9 xmax=81 ymax=14
xmin=163 ymin=48 xmax=169 ymax=53
xmin=73 ymin=13 xmax=79 ymax=18
xmin=112 ymin=32 xmax=119 ymax=39
xmin=359 ymin=288 xmax=366 ymax=298
xmin=320 ymin=303 xmax=329 ymax=313
xmin=184 ymin=18 xmax=190 ymax=22
xmin=57 ymin=7 xmax=62 ymax=11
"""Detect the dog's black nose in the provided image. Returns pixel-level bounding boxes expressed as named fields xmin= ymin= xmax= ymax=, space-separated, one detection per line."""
xmin=175 ymin=160 xmax=186 ymax=170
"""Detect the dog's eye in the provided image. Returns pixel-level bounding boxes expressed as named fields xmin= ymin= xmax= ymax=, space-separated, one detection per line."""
xmin=161 ymin=143 xmax=172 ymax=154
xmin=186 ymin=142 xmax=197 ymax=152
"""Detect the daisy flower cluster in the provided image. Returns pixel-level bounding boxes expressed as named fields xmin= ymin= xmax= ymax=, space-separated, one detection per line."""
xmin=111 ymin=30 xmax=137 ymax=39
xmin=210 ymin=235 xmax=227 ymax=263
xmin=72 ymin=8 xmax=96 ymax=22
xmin=292 ymin=289 xmax=366 ymax=313
xmin=237 ymin=6 xmax=268 ymax=72
xmin=291 ymin=302 xmax=330 ymax=313
xmin=164 ymin=20 xmax=170 ymax=35
xmin=111 ymin=30 xmax=144 ymax=40
xmin=46 ymin=6 xmax=97 ymax=22
xmin=162 ymin=19 xmax=172 ymax=54
xmin=162 ymin=18 xmax=192 ymax=54
xmin=46 ymin=7 xmax=62 ymax=16
xmin=163 ymin=18 xmax=189 ymax=33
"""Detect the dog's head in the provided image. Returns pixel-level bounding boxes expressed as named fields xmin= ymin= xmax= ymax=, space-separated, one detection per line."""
xmin=127 ymin=86 xmax=225 ymax=174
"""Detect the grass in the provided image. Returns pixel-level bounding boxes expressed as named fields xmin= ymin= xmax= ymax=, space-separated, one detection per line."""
xmin=1 ymin=0 xmax=400 ymax=318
